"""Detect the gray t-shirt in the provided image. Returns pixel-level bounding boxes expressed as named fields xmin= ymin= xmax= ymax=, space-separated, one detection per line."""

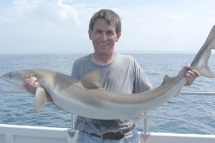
xmin=71 ymin=53 xmax=152 ymax=135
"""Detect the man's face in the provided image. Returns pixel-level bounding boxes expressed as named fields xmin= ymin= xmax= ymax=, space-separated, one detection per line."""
xmin=88 ymin=19 xmax=121 ymax=56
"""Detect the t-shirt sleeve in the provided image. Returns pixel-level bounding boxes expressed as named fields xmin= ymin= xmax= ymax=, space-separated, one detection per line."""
xmin=133 ymin=60 xmax=153 ymax=93
xmin=71 ymin=60 xmax=79 ymax=79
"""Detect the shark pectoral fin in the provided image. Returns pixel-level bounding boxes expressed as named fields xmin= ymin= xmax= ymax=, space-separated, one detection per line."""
xmin=127 ymin=114 xmax=151 ymax=124
xmin=81 ymin=70 xmax=102 ymax=89
xmin=35 ymin=85 xmax=53 ymax=113
xmin=199 ymin=65 xmax=215 ymax=78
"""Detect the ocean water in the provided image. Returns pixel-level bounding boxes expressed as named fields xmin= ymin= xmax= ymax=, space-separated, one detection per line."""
xmin=0 ymin=53 xmax=214 ymax=135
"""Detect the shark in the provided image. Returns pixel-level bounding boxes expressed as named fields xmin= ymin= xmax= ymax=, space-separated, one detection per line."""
xmin=1 ymin=25 xmax=215 ymax=123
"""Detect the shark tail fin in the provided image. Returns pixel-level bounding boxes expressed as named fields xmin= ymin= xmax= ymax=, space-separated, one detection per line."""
xmin=191 ymin=25 xmax=215 ymax=78
xmin=35 ymin=85 xmax=53 ymax=113
xmin=204 ymin=25 xmax=215 ymax=47
xmin=200 ymin=25 xmax=215 ymax=78
xmin=199 ymin=64 xmax=215 ymax=78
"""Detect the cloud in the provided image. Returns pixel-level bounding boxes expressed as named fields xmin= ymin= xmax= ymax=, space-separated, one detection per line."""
xmin=0 ymin=0 xmax=95 ymax=54
xmin=0 ymin=0 xmax=215 ymax=54
xmin=113 ymin=1 xmax=215 ymax=52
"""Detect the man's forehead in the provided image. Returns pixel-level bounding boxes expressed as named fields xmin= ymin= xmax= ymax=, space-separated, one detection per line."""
xmin=93 ymin=19 xmax=116 ymax=30
xmin=94 ymin=28 xmax=115 ymax=32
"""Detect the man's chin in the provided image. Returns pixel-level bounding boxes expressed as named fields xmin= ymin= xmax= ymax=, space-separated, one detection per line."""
xmin=97 ymin=50 xmax=113 ymax=56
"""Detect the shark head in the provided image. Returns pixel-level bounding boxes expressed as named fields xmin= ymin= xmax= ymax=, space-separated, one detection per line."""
xmin=0 ymin=71 xmax=28 ymax=90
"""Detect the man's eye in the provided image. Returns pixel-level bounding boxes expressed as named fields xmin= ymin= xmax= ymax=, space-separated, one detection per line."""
xmin=107 ymin=31 xmax=113 ymax=35
xmin=97 ymin=31 xmax=102 ymax=34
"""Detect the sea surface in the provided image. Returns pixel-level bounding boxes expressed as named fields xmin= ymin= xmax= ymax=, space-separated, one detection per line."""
xmin=0 ymin=53 xmax=214 ymax=135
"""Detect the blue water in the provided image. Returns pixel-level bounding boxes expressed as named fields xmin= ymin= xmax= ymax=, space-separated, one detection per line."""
xmin=0 ymin=53 xmax=215 ymax=134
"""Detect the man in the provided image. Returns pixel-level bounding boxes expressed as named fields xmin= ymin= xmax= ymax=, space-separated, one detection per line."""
xmin=24 ymin=9 xmax=199 ymax=143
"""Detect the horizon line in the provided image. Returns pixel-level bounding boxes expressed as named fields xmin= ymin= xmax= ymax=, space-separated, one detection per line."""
xmin=0 ymin=50 xmax=201 ymax=55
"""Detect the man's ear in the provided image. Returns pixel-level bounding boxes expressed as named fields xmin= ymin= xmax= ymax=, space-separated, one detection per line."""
xmin=116 ymin=32 xmax=121 ymax=42
xmin=88 ymin=30 xmax=92 ymax=40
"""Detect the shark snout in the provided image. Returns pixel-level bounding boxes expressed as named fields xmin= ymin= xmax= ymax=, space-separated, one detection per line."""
xmin=0 ymin=74 xmax=7 ymax=81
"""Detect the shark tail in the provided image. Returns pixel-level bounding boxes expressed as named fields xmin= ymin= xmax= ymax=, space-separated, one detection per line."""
xmin=199 ymin=64 xmax=215 ymax=78
xmin=192 ymin=25 xmax=215 ymax=78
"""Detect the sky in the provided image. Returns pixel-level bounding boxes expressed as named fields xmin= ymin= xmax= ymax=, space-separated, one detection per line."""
xmin=0 ymin=0 xmax=215 ymax=54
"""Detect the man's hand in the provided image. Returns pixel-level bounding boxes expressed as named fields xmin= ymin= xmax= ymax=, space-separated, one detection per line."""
xmin=180 ymin=65 xmax=200 ymax=86
xmin=23 ymin=77 xmax=38 ymax=94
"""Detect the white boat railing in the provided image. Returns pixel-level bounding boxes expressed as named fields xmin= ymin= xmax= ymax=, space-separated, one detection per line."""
xmin=1 ymin=123 xmax=215 ymax=143
xmin=1 ymin=90 xmax=215 ymax=133
xmin=0 ymin=90 xmax=29 ymax=94
xmin=1 ymin=90 xmax=215 ymax=95
xmin=0 ymin=91 xmax=215 ymax=143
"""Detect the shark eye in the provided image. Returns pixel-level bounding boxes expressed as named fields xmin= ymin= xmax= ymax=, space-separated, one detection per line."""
xmin=8 ymin=73 xmax=13 ymax=78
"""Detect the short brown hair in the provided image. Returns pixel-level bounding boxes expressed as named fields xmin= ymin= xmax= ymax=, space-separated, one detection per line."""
xmin=89 ymin=9 xmax=121 ymax=33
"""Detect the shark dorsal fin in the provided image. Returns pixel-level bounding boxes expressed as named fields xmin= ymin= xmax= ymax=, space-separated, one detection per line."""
xmin=81 ymin=70 xmax=102 ymax=89
xmin=162 ymin=74 xmax=172 ymax=85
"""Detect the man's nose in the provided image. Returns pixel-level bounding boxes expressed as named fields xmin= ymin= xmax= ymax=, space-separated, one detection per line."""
xmin=100 ymin=33 xmax=108 ymax=41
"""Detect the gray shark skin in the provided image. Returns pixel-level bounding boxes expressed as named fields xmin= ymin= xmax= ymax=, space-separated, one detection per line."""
xmin=1 ymin=25 xmax=215 ymax=123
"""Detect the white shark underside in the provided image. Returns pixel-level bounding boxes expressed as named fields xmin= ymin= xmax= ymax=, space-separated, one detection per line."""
xmin=1 ymin=25 xmax=215 ymax=123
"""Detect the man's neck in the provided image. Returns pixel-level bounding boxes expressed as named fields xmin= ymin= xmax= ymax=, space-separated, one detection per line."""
xmin=91 ymin=52 xmax=116 ymax=65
